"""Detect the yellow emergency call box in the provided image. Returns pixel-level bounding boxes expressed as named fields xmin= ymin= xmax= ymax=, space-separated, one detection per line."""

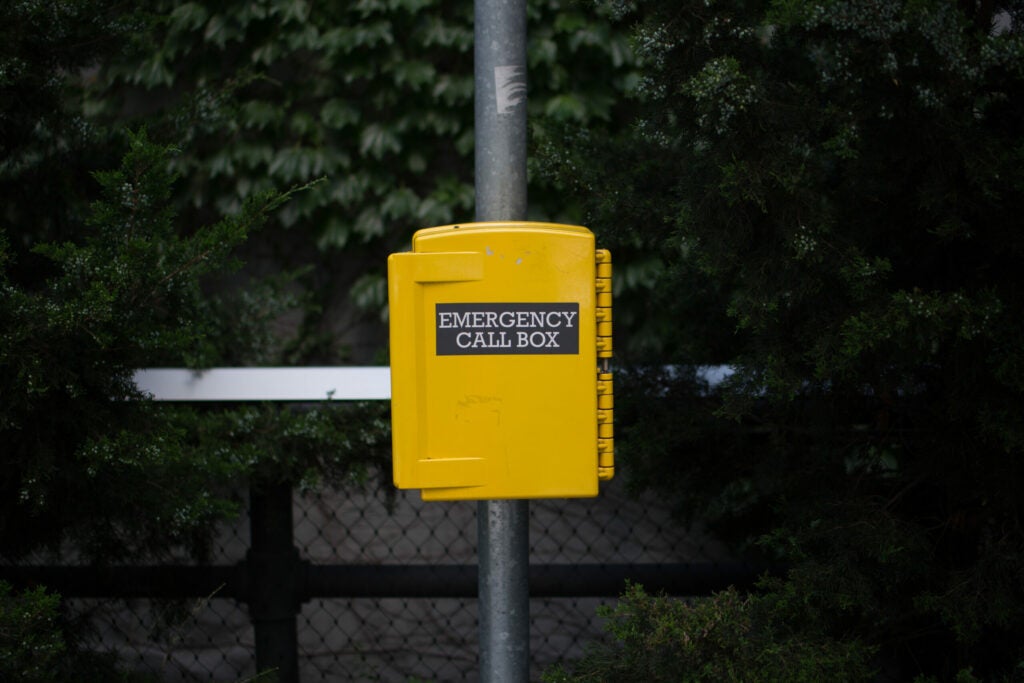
xmin=387 ymin=221 xmax=614 ymax=501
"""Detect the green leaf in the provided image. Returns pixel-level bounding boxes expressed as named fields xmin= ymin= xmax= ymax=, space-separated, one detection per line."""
xmin=390 ymin=60 xmax=436 ymax=90
xmin=544 ymin=93 xmax=588 ymax=122
xmin=359 ymin=123 xmax=401 ymax=159
xmin=381 ymin=187 xmax=420 ymax=220
xmin=354 ymin=207 xmax=384 ymax=239
xmin=350 ymin=272 xmax=387 ymax=313
xmin=240 ymin=100 xmax=284 ymax=130
xmin=320 ymin=99 xmax=360 ymax=129
xmin=168 ymin=3 xmax=209 ymax=33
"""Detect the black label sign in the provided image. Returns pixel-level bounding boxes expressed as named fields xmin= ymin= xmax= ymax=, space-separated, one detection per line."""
xmin=436 ymin=303 xmax=580 ymax=355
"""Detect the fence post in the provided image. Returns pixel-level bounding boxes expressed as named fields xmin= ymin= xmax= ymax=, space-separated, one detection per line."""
xmin=474 ymin=0 xmax=530 ymax=680
xmin=248 ymin=480 xmax=300 ymax=682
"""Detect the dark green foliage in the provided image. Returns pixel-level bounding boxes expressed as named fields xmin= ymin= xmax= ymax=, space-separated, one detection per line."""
xmin=1 ymin=0 xmax=636 ymax=677
xmin=1 ymin=127 xmax=390 ymax=565
xmin=85 ymin=0 xmax=639 ymax=358
xmin=89 ymin=0 xmax=635 ymax=235
xmin=0 ymin=581 xmax=159 ymax=682
xmin=1 ymin=2 xmax=395 ymax=669
xmin=0 ymin=0 xmax=392 ymax=568
xmin=545 ymin=583 xmax=876 ymax=682
xmin=0 ymin=0 xmax=635 ymax=592
xmin=1 ymin=130 xmax=304 ymax=562
xmin=0 ymin=581 xmax=64 ymax=682
xmin=540 ymin=0 xmax=1024 ymax=679
xmin=0 ymin=0 xmax=133 ymax=167
xmin=0 ymin=1 xmax=141 ymax=257
xmin=189 ymin=401 xmax=393 ymax=494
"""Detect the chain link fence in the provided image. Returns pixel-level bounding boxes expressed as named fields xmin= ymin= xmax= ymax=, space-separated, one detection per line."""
xmin=43 ymin=475 xmax=734 ymax=682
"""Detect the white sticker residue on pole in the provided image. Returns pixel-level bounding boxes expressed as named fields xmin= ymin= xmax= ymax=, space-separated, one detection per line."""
xmin=494 ymin=65 xmax=526 ymax=114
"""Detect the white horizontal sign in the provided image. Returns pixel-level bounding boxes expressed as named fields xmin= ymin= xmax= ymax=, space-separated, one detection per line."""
xmin=133 ymin=367 xmax=391 ymax=402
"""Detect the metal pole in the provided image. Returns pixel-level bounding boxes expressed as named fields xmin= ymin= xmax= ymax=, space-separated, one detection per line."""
xmin=474 ymin=0 xmax=530 ymax=680
xmin=478 ymin=498 xmax=530 ymax=681
xmin=475 ymin=0 xmax=528 ymax=221
xmin=248 ymin=481 xmax=300 ymax=683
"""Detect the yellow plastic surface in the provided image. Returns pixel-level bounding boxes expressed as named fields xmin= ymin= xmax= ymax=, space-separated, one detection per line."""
xmin=388 ymin=222 xmax=608 ymax=500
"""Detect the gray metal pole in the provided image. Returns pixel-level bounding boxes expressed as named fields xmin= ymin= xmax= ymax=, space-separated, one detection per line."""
xmin=478 ymin=498 xmax=530 ymax=681
xmin=475 ymin=0 xmax=528 ymax=222
xmin=474 ymin=0 xmax=530 ymax=681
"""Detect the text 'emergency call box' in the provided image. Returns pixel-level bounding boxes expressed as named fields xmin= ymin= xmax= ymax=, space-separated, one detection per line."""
xmin=387 ymin=222 xmax=613 ymax=501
